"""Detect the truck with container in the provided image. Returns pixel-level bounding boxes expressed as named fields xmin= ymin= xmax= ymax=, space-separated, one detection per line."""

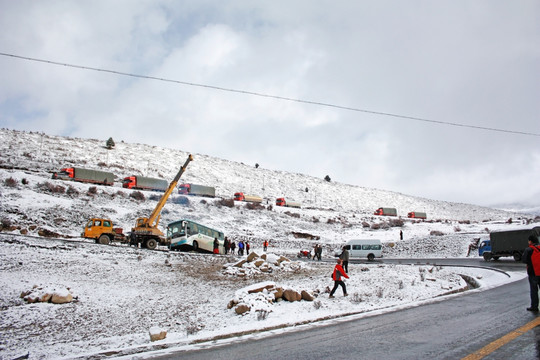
xmin=122 ymin=176 xmax=168 ymax=192
xmin=82 ymin=218 xmax=126 ymax=245
xmin=178 ymin=183 xmax=215 ymax=197
xmin=276 ymin=197 xmax=301 ymax=208
xmin=52 ymin=167 xmax=114 ymax=186
xmin=374 ymin=207 xmax=397 ymax=216
xmin=407 ymin=211 xmax=427 ymax=219
xmin=479 ymin=227 xmax=540 ymax=261
xmin=234 ymin=192 xmax=263 ymax=203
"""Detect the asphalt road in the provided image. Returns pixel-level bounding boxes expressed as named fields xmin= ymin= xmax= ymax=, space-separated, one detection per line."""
xmin=147 ymin=258 xmax=540 ymax=360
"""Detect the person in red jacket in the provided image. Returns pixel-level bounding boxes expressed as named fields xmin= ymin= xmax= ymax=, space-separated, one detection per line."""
xmin=329 ymin=259 xmax=349 ymax=298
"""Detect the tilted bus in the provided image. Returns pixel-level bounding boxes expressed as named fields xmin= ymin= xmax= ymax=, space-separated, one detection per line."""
xmin=167 ymin=219 xmax=224 ymax=253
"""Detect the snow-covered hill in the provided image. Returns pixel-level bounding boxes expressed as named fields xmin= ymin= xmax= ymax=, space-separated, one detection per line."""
xmin=0 ymin=128 xmax=536 ymax=257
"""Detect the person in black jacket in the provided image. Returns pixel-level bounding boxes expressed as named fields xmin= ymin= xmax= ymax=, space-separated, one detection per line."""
xmin=522 ymin=235 xmax=540 ymax=312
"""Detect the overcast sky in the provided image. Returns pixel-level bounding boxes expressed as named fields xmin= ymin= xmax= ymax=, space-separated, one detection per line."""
xmin=0 ymin=1 xmax=538 ymax=207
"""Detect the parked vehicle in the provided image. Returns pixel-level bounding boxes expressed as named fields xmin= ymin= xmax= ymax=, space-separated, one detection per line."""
xmin=122 ymin=176 xmax=168 ymax=192
xmin=337 ymin=239 xmax=383 ymax=261
xmin=130 ymin=154 xmax=193 ymax=250
xmin=167 ymin=219 xmax=224 ymax=253
xmin=276 ymin=197 xmax=301 ymax=208
xmin=479 ymin=227 xmax=540 ymax=261
xmin=52 ymin=167 xmax=114 ymax=186
xmin=374 ymin=207 xmax=397 ymax=216
xmin=82 ymin=218 xmax=126 ymax=245
xmin=234 ymin=192 xmax=262 ymax=203
xmin=408 ymin=211 xmax=427 ymax=219
xmin=297 ymin=249 xmax=312 ymax=259
xmin=178 ymin=183 xmax=216 ymax=197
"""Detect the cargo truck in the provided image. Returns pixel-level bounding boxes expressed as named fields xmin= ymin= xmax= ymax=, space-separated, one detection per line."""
xmin=122 ymin=176 xmax=168 ymax=192
xmin=234 ymin=192 xmax=263 ymax=203
xmin=82 ymin=218 xmax=126 ymax=245
xmin=276 ymin=197 xmax=301 ymax=208
xmin=479 ymin=227 xmax=540 ymax=261
xmin=52 ymin=167 xmax=114 ymax=185
xmin=374 ymin=207 xmax=397 ymax=216
xmin=178 ymin=183 xmax=215 ymax=197
xmin=407 ymin=211 xmax=427 ymax=219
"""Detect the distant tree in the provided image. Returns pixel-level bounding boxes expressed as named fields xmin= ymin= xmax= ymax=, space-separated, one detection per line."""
xmin=106 ymin=137 xmax=115 ymax=150
xmin=324 ymin=175 xmax=331 ymax=182
xmin=255 ymin=163 xmax=259 ymax=169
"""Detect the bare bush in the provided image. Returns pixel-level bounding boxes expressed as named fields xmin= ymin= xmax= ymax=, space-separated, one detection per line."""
xmin=312 ymin=217 xmax=320 ymax=223
xmin=246 ymin=202 xmax=264 ymax=210
xmin=130 ymin=191 xmax=145 ymax=201
xmin=371 ymin=223 xmax=381 ymax=230
xmin=389 ymin=218 xmax=404 ymax=227
xmin=4 ymin=177 xmax=17 ymax=188
xmin=21 ymin=178 xmax=29 ymax=185
xmin=350 ymin=293 xmax=362 ymax=303
xmin=38 ymin=181 xmax=65 ymax=194
xmin=430 ymin=230 xmax=445 ymax=236
xmin=219 ymin=198 xmax=235 ymax=208
xmin=148 ymin=194 xmax=161 ymax=201
xmin=87 ymin=186 xmax=98 ymax=196
xmin=172 ymin=196 xmax=190 ymax=206
xmin=256 ymin=310 xmax=270 ymax=321
xmin=362 ymin=221 xmax=370 ymax=228
xmin=1 ymin=217 xmax=12 ymax=228
xmin=313 ymin=300 xmax=322 ymax=309
xmin=454 ymin=226 xmax=461 ymax=232
xmin=66 ymin=185 xmax=79 ymax=197
xmin=285 ymin=211 xmax=300 ymax=218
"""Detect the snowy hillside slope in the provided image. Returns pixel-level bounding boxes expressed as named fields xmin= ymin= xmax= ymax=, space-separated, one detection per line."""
xmin=0 ymin=128 xmax=536 ymax=257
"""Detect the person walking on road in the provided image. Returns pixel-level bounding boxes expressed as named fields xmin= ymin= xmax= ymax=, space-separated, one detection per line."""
xmin=339 ymin=246 xmax=349 ymax=273
xmin=213 ymin=238 xmax=219 ymax=254
xmin=329 ymin=259 xmax=349 ymax=298
xmin=523 ymin=235 xmax=540 ymax=311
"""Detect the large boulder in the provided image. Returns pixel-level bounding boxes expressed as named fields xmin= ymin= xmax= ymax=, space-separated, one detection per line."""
xmin=235 ymin=304 xmax=251 ymax=315
xmin=149 ymin=327 xmax=167 ymax=342
xmin=51 ymin=289 xmax=73 ymax=304
xmin=247 ymin=252 xmax=259 ymax=262
xmin=282 ymin=289 xmax=301 ymax=302
xmin=301 ymin=290 xmax=314 ymax=302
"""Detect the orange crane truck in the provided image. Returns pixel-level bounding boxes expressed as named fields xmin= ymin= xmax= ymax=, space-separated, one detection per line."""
xmin=130 ymin=154 xmax=193 ymax=250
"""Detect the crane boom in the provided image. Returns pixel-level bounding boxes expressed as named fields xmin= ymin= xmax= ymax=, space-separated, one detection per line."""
xmin=145 ymin=154 xmax=193 ymax=227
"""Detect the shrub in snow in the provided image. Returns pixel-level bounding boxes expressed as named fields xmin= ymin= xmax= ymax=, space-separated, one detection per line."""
xmin=430 ymin=230 xmax=444 ymax=236
xmin=129 ymin=191 xmax=145 ymax=201
xmin=66 ymin=185 xmax=79 ymax=197
xmin=38 ymin=181 xmax=65 ymax=194
xmin=87 ymin=186 xmax=98 ymax=195
xmin=219 ymin=198 xmax=234 ymax=208
xmin=172 ymin=196 xmax=190 ymax=205
xmin=4 ymin=177 xmax=17 ymax=188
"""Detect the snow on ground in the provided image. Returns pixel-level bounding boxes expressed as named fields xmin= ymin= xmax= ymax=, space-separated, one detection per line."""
xmin=0 ymin=129 xmax=538 ymax=359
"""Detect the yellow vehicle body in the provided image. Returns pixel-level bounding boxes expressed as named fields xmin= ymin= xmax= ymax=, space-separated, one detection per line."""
xmin=83 ymin=218 xmax=125 ymax=245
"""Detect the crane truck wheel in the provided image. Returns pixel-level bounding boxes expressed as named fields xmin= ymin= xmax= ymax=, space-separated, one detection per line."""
xmin=98 ymin=235 xmax=111 ymax=245
xmin=513 ymin=252 xmax=522 ymax=262
xmin=483 ymin=252 xmax=492 ymax=261
xmin=146 ymin=239 xmax=158 ymax=250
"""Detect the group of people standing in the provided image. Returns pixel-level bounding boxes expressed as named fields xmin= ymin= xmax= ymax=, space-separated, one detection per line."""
xmin=222 ymin=237 xmax=265 ymax=255
xmin=312 ymin=244 xmax=323 ymax=260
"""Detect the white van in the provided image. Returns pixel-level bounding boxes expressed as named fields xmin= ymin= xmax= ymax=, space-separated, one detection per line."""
xmin=343 ymin=239 xmax=383 ymax=261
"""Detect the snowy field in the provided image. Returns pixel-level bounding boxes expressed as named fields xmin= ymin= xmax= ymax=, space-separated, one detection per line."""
xmin=0 ymin=129 xmax=538 ymax=359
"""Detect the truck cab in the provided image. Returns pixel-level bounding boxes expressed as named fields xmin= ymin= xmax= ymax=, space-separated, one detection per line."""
xmin=82 ymin=218 xmax=124 ymax=245
xmin=478 ymin=239 xmax=492 ymax=260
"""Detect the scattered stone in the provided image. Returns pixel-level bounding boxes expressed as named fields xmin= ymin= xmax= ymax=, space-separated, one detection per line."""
xmin=149 ymin=327 xmax=167 ymax=341
xmin=301 ymin=290 xmax=314 ymax=302
xmin=235 ymin=304 xmax=250 ymax=315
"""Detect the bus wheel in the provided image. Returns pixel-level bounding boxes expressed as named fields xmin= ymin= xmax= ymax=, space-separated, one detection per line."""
xmin=367 ymin=254 xmax=375 ymax=261
xmin=98 ymin=235 xmax=110 ymax=245
xmin=193 ymin=241 xmax=199 ymax=251
xmin=146 ymin=239 xmax=158 ymax=250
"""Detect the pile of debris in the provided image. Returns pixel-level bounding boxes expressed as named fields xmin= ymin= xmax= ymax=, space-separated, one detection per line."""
xmin=20 ymin=285 xmax=76 ymax=304
xmin=228 ymin=281 xmax=316 ymax=316
xmin=222 ymin=252 xmax=304 ymax=277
